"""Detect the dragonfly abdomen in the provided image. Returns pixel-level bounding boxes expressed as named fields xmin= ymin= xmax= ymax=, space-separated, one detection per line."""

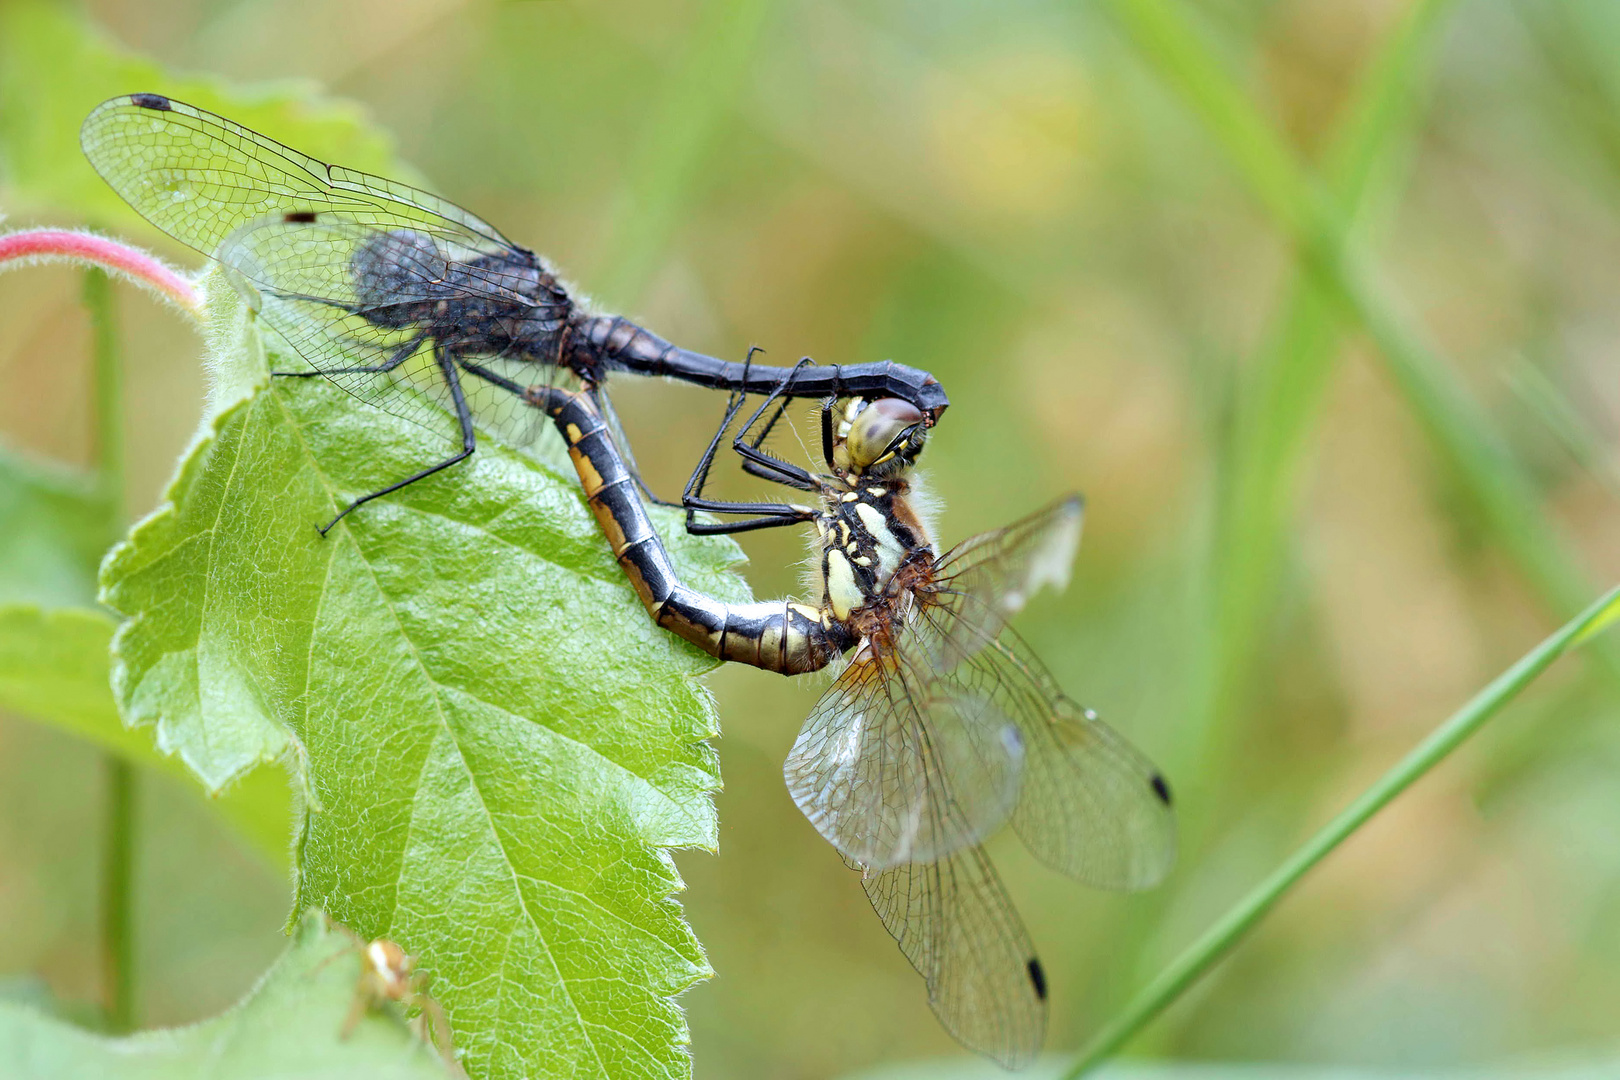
xmin=531 ymin=385 xmax=851 ymax=675
xmin=570 ymin=313 xmax=949 ymax=421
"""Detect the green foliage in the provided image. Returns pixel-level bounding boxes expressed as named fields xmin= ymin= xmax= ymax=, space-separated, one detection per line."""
xmin=0 ymin=10 xmax=752 ymax=1071
xmin=0 ymin=1 xmax=402 ymax=239
xmin=0 ymin=910 xmax=451 ymax=1079
xmin=0 ymin=450 xmax=109 ymax=608
xmin=0 ymin=0 xmax=423 ymax=875
xmin=0 ymin=604 xmax=291 ymax=867
xmin=96 ymin=269 xmax=748 ymax=1076
xmin=0 ymin=608 xmax=120 ymax=739
xmin=8 ymin=0 xmax=1620 ymax=1075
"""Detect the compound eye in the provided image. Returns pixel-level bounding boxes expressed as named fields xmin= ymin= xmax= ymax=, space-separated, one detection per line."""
xmin=845 ymin=398 xmax=925 ymax=470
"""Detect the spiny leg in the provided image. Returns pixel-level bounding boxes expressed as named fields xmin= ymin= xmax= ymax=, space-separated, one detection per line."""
xmin=318 ymin=347 xmax=476 ymax=535
xmin=725 ymin=358 xmax=819 ymax=490
xmin=459 ymin=358 xmax=674 ymax=510
xmin=635 ymin=345 xmax=778 ymax=510
xmin=681 ymin=364 xmax=817 ymax=535
xmin=683 ymin=390 xmax=800 ymax=534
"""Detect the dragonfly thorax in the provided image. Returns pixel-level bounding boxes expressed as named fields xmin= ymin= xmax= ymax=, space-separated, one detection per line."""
xmin=350 ymin=229 xmax=572 ymax=361
xmin=817 ymin=397 xmax=936 ymax=624
xmin=816 ymin=480 xmax=934 ymax=624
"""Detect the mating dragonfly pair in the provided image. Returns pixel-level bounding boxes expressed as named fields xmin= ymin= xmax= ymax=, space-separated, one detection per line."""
xmin=82 ymin=94 xmax=1176 ymax=1069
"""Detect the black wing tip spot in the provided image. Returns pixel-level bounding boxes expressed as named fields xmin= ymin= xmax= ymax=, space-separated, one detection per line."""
xmin=130 ymin=93 xmax=172 ymax=112
xmin=1026 ymin=958 xmax=1048 ymax=1000
xmin=1150 ymin=772 xmax=1172 ymax=806
xmin=284 ymin=210 xmax=319 ymax=223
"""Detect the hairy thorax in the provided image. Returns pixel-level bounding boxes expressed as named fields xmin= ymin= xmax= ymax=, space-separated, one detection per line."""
xmin=816 ymin=476 xmax=935 ymax=628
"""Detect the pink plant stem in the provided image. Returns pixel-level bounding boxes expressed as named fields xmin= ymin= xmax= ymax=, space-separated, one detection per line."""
xmin=0 ymin=229 xmax=202 ymax=317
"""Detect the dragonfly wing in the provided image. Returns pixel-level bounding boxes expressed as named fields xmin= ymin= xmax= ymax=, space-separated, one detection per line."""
xmin=82 ymin=94 xmax=566 ymax=446
xmin=219 ymin=217 xmax=551 ymax=442
xmin=854 ymin=844 xmax=1045 ymax=1069
xmin=80 ymin=94 xmax=514 ymax=255
xmin=909 ymin=597 xmax=1175 ymax=890
xmin=784 ymin=647 xmax=1025 ymax=870
xmin=924 ymin=495 xmax=1083 ymax=670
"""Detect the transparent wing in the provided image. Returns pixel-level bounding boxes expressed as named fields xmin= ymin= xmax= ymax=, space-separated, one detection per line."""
xmin=924 ymin=494 xmax=1083 ymax=671
xmin=908 ymin=598 xmax=1176 ymax=891
xmin=81 ymin=94 xmax=561 ymax=446
xmin=784 ymin=645 xmax=1026 ymax=870
xmin=788 ymin=493 xmax=1173 ymax=884
xmin=221 ymin=217 xmax=558 ymax=444
xmin=853 ymin=843 xmax=1045 ymax=1069
xmin=80 ymin=94 xmax=514 ymax=255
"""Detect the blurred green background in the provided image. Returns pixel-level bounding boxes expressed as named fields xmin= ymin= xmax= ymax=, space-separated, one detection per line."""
xmin=5 ymin=0 xmax=1620 ymax=1075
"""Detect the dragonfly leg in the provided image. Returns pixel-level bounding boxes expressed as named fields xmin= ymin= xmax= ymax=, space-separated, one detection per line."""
xmin=317 ymin=347 xmax=476 ymax=535
xmin=618 ymin=346 xmax=795 ymax=511
xmin=457 ymin=358 xmax=524 ymax=396
xmin=273 ymin=332 xmax=427 ymax=379
xmin=683 ymin=511 xmax=814 ymax=536
xmin=680 ymin=376 xmax=813 ymax=535
xmin=458 ymin=358 xmax=676 ymax=509
xmin=724 ymin=358 xmax=819 ymax=490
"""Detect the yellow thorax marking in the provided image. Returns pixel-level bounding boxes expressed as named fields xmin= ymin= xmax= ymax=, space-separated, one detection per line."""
xmin=824 ymin=550 xmax=861 ymax=621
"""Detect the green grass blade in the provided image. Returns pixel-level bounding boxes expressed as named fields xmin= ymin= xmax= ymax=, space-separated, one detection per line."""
xmin=1103 ymin=2 xmax=1460 ymax=1049
xmin=1065 ymin=584 xmax=1620 ymax=1077
xmin=593 ymin=0 xmax=777 ymax=307
xmin=82 ymin=264 xmax=137 ymax=1033
xmin=1186 ymin=0 xmax=1456 ymax=787
xmin=1103 ymin=0 xmax=1620 ymax=699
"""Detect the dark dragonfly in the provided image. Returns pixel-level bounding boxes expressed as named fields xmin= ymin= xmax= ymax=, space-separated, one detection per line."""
xmin=526 ymin=376 xmax=1176 ymax=1068
xmin=79 ymin=93 xmax=947 ymax=531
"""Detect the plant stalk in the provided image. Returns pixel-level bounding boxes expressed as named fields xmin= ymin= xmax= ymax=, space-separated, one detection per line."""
xmin=83 ymin=267 xmax=135 ymax=1031
xmin=99 ymin=757 xmax=136 ymax=1032
xmin=1063 ymin=585 xmax=1620 ymax=1077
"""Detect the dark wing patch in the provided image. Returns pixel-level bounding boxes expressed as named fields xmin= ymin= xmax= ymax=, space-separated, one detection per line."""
xmin=81 ymin=94 xmax=515 ymax=254
xmin=853 ymin=843 xmax=1046 ymax=1069
xmin=80 ymin=94 xmax=563 ymax=448
xmin=1027 ymin=958 xmax=1048 ymax=1000
xmin=908 ymin=597 xmax=1176 ymax=891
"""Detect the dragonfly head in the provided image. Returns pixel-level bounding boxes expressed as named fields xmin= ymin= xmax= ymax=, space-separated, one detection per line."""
xmin=833 ymin=397 xmax=928 ymax=479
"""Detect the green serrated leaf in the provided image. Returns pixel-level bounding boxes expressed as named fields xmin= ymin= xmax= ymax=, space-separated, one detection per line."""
xmin=102 ymin=275 xmax=748 ymax=1076
xmin=0 ymin=909 xmax=451 ymax=1079
xmin=0 ymin=603 xmax=292 ymax=868
xmin=0 ymin=1 xmax=404 ymax=229
xmin=0 ymin=448 xmax=109 ymax=607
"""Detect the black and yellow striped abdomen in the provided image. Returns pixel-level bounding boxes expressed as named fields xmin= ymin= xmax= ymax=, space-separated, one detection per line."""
xmin=529 ymin=386 xmax=851 ymax=675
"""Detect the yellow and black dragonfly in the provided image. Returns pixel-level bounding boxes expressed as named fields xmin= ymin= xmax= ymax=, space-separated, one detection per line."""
xmin=80 ymin=94 xmax=947 ymax=531
xmin=524 ymin=373 xmax=1176 ymax=1068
